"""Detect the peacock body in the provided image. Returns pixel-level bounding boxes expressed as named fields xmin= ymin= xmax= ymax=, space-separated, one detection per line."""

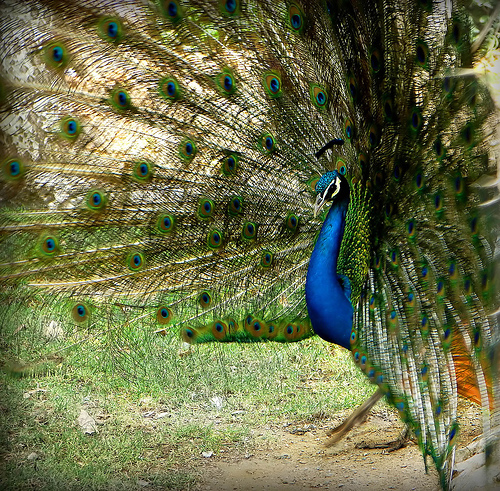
xmin=0 ymin=0 xmax=499 ymax=488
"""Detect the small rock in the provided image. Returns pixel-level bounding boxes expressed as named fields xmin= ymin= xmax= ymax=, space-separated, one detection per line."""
xmin=210 ymin=396 xmax=224 ymax=410
xmin=27 ymin=452 xmax=38 ymax=461
xmin=202 ymin=451 xmax=214 ymax=458
xmin=77 ymin=409 xmax=97 ymax=435
xmin=24 ymin=388 xmax=48 ymax=399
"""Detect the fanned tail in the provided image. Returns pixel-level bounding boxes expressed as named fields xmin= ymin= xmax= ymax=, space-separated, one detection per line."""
xmin=0 ymin=1 xmax=499 ymax=489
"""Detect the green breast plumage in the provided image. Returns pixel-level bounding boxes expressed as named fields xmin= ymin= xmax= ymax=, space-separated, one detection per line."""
xmin=337 ymin=180 xmax=372 ymax=308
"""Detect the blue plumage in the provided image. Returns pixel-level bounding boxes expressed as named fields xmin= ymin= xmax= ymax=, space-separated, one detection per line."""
xmin=306 ymin=171 xmax=352 ymax=349
xmin=0 ymin=1 xmax=498 ymax=488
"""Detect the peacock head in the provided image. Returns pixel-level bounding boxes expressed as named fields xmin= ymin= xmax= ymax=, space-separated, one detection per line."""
xmin=314 ymin=170 xmax=349 ymax=217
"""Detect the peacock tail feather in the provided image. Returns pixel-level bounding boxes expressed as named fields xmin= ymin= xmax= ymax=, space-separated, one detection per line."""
xmin=0 ymin=1 xmax=499 ymax=488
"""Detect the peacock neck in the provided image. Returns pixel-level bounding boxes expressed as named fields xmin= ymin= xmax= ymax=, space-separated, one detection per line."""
xmin=305 ymin=193 xmax=353 ymax=349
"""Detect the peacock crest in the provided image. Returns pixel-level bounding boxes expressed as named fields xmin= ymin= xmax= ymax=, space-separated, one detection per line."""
xmin=0 ymin=1 xmax=499 ymax=488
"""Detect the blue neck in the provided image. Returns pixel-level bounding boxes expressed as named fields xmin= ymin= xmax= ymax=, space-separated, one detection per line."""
xmin=305 ymin=196 xmax=353 ymax=349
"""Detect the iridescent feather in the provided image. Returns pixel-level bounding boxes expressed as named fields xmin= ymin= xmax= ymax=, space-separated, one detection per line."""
xmin=0 ymin=1 xmax=499 ymax=488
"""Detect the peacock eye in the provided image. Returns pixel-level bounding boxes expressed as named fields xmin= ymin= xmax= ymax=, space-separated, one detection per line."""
xmin=156 ymin=306 xmax=173 ymax=324
xmin=207 ymin=229 xmax=223 ymax=248
xmin=86 ymin=190 xmax=106 ymax=211
xmin=179 ymin=138 xmax=197 ymax=160
xmin=218 ymin=70 xmax=236 ymax=95
xmin=127 ymin=252 xmax=144 ymax=271
xmin=263 ymin=72 xmax=282 ymax=98
xmin=161 ymin=0 xmax=183 ymax=22
xmin=260 ymin=250 xmax=273 ymax=267
xmin=225 ymin=0 xmax=237 ymax=13
xmin=107 ymin=22 xmax=118 ymax=37
xmin=111 ymin=88 xmax=131 ymax=110
xmin=348 ymin=74 xmax=357 ymax=101
xmin=10 ymin=161 xmax=20 ymax=175
xmin=310 ymin=84 xmax=328 ymax=109
xmin=222 ymin=154 xmax=239 ymax=176
xmin=289 ymin=4 xmax=305 ymax=33
xmin=2 ymin=157 xmax=25 ymax=181
xmin=44 ymin=41 xmax=69 ymax=68
xmin=344 ymin=118 xmax=354 ymax=140
xmin=242 ymin=221 xmax=257 ymax=241
xmin=52 ymin=46 xmax=63 ymax=62
xmin=99 ymin=17 xmax=122 ymax=43
xmin=198 ymin=198 xmax=215 ymax=219
xmin=260 ymin=133 xmax=276 ymax=152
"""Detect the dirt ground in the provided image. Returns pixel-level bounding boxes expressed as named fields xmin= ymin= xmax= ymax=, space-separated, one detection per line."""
xmin=197 ymin=400 xmax=485 ymax=491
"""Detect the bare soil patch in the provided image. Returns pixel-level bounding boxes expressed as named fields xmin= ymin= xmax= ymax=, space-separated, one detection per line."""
xmin=197 ymin=400 xmax=483 ymax=491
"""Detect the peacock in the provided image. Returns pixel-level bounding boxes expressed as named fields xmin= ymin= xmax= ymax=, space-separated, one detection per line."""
xmin=0 ymin=0 xmax=499 ymax=488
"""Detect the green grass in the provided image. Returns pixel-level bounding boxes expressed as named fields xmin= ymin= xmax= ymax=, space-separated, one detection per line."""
xmin=0 ymin=325 xmax=374 ymax=490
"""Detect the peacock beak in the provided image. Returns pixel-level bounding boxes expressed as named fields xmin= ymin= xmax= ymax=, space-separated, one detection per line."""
xmin=314 ymin=175 xmax=341 ymax=217
xmin=313 ymin=193 xmax=327 ymax=218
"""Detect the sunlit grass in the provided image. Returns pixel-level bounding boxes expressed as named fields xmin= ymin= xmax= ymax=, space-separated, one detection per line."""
xmin=1 ymin=305 xmax=374 ymax=490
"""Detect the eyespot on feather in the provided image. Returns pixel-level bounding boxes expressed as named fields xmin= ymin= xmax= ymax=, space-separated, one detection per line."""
xmin=133 ymin=161 xmax=153 ymax=181
xmin=217 ymin=69 xmax=237 ymax=95
xmin=44 ymin=41 xmax=69 ymax=68
xmin=288 ymin=4 xmax=305 ymax=34
xmin=98 ymin=17 xmax=123 ymax=43
xmin=72 ymin=302 xmax=91 ymax=323
xmin=159 ymin=77 xmax=182 ymax=101
xmin=262 ymin=72 xmax=282 ymax=98
xmin=60 ymin=116 xmax=81 ymax=140
xmin=285 ymin=212 xmax=299 ymax=232
xmin=228 ymin=196 xmax=243 ymax=216
xmin=222 ymin=154 xmax=239 ymax=176
xmin=310 ymin=84 xmax=328 ymax=109
xmin=39 ymin=234 xmax=59 ymax=257
xmin=156 ymin=306 xmax=173 ymax=325
xmin=86 ymin=190 xmax=106 ymax=211
xmin=127 ymin=251 xmax=145 ymax=271
xmin=260 ymin=133 xmax=276 ymax=153
xmin=199 ymin=291 xmax=213 ymax=308
xmin=242 ymin=221 xmax=257 ymax=241
xmin=198 ymin=198 xmax=215 ymax=219
xmin=157 ymin=213 xmax=176 ymax=234
xmin=260 ymin=250 xmax=273 ymax=268
xmin=207 ymin=229 xmax=223 ymax=249
xmin=179 ymin=138 xmax=197 ymax=160
xmin=160 ymin=0 xmax=183 ymax=23
xmin=1 ymin=158 xmax=24 ymax=181
xmin=111 ymin=88 xmax=131 ymax=110
xmin=220 ymin=0 xmax=240 ymax=16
